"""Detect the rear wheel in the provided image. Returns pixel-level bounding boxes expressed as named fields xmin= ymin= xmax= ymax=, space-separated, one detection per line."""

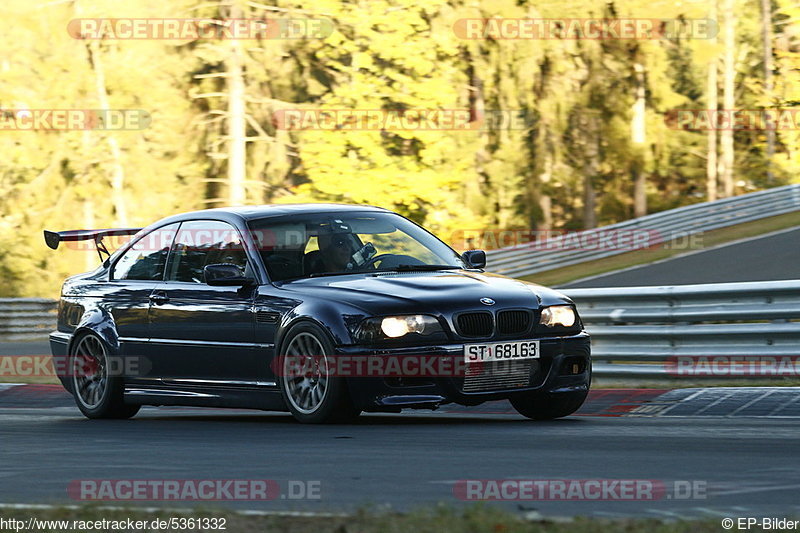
xmin=278 ymin=322 xmax=360 ymax=424
xmin=70 ymin=333 xmax=139 ymax=420
xmin=510 ymin=390 xmax=588 ymax=420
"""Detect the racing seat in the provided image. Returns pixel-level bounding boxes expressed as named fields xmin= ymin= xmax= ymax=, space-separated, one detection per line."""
xmin=303 ymin=250 xmax=326 ymax=275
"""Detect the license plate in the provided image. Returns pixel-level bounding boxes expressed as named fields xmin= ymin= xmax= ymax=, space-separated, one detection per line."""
xmin=464 ymin=340 xmax=540 ymax=363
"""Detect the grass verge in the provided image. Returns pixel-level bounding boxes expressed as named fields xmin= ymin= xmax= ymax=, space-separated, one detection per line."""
xmin=0 ymin=504 xmax=767 ymax=533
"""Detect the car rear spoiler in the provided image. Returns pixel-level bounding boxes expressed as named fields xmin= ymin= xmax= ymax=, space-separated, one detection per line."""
xmin=43 ymin=227 xmax=143 ymax=261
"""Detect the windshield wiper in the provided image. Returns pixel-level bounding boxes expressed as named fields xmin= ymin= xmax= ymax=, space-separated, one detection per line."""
xmin=378 ymin=264 xmax=462 ymax=272
xmin=301 ymin=265 xmax=461 ymax=278
xmin=307 ymin=270 xmax=364 ymax=278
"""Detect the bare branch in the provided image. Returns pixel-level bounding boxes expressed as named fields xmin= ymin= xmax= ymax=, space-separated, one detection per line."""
xmin=245 ymin=1 xmax=334 ymax=17
xmin=194 ymin=72 xmax=231 ymax=79
xmin=192 ymin=92 xmax=229 ymax=99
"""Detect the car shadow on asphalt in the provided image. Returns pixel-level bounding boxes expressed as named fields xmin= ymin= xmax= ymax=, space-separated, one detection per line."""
xmin=46 ymin=409 xmax=590 ymax=427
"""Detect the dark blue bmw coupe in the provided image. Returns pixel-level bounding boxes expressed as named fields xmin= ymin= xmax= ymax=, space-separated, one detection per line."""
xmin=45 ymin=204 xmax=590 ymax=423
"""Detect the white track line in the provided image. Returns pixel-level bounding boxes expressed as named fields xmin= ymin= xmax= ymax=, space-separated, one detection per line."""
xmin=712 ymin=483 xmax=800 ymax=497
xmin=654 ymin=388 xmax=706 ymax=416
xmin=727 ymin=390 xmax=777 ymax=417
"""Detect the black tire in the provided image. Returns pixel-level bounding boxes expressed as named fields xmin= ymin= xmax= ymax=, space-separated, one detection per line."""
xmin=70 ymin=332 xmax=140 ymax=420
xmin=277 ymin=322 xmax=361 ymax=424
xmin=510 ymin=390 xmax=588 ymax=420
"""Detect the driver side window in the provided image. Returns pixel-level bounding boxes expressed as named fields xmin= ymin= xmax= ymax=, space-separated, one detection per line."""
xmin=165 ymin=220 xmax=248 ymax=284
xmin=113 ymin=224 xmax=179 ymax=281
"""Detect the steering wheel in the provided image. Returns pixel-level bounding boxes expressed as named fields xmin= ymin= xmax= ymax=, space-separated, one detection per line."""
xmin=268 ymin=255 xmax=295 ymax=268
xmin=363 ymin=254 xmax=425 ymax=269
xmin=266 ymin=255 xmax=300 ymax=275
xmin=360 ymin=253 xmax=394 ymax=269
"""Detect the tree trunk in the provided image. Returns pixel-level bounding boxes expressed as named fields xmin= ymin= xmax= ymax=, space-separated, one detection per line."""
xmin=86 ymin=41 xmax=128 ymax=226
xmin=761 ymin=0 xmax=775 ymax=183
xmin=465 ymin=49 xmax=494 ymax=224
xmin=538 ymin=193 xmax=553 ymax=232
xmin=227 ymin=2 xmax=247 ymax=206
xmin=707 ymin=0 xmax=719 ymax=202
xmin=81 ymin=129 xmax=97 ymax=271
xmin=583 ymin=115 xmax=599 ymax=229
xmin=75 ymin=0 xmax=128 ymax=226
xmin=82 ymin=198 xmax=96 ymax=271
xmin=583 ymin=174 xmax=596 ymax=230
xmin=631 ymin=61 xmax=647 ymax=217
xmin=532 ymin=128 xmax=553 ymax=232
xmin=719 ymin=0 xmax=736 ymax=197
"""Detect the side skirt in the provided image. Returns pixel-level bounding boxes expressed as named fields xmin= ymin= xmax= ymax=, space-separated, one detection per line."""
xmin=123 ymin=382 xmax=287 ymax=411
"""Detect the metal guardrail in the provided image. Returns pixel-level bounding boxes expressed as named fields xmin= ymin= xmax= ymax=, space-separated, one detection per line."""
xmin=487 ymin=184 xmax=800 ymax=278
xmin=563 ymin=280 xmax=800 ymax=378
xmin=2 ymin=280 xmax=799 ymax=381
xmin=0 ymin=298 xmax=58 ymax=342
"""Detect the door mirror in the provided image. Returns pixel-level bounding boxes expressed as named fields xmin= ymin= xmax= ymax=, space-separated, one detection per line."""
xmin=204 ymin=263 xmax=254 ymax=286
xmin=461 ymin=250 xmax=486 ymax=269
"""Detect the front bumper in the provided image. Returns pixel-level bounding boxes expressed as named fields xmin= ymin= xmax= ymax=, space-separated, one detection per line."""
xmin=337 ymin=332 xmax=591 ymax=411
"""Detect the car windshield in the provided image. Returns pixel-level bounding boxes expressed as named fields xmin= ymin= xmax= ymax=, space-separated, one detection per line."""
xmin=247 ymin=211 xmax=465 ymax=282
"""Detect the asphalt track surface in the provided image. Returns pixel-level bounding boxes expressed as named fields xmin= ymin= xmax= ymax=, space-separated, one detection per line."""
xmin=1 ymin=383 xmax=799 ymax=520
xmin=563 ymin=226 xmax=800 ymax=288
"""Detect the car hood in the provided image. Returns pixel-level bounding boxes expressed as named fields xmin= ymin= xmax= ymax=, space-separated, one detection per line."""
xmin=276 ymin=270 xmax=572 ymax=315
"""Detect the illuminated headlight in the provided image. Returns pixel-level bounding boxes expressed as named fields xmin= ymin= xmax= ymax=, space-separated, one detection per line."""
xmin=539 ymin=306 xmax=576 ymax=328
xmin=381 ymin=315 xmax=439 ymax=337
xmin=354 ymin=314 xmax=443 ymax=342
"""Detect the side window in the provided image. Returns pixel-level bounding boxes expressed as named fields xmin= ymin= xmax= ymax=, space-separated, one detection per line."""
xmin=166 ymin=220 xmax=248 ymax=284
xmin=113 ymin=224 xmax=179 ymax=281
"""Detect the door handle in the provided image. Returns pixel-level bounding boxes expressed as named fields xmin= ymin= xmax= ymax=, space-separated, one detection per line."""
xmin=149 ymin=292 xmax=169 ymax=305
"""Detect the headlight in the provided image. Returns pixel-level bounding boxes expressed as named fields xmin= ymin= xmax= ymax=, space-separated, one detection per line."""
xmin=355 ymin=315 xmax=442 ymax=341
xmin=539 ymin=305 xmax=576 ymax=328
xmin=381 ymin=315 xmax=439 ymax=337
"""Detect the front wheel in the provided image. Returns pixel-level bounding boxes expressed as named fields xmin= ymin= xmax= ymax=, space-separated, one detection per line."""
xmin=70 ymin=332 xmax=140 ymax=420
xmin=510 ymin=390 xmax=588 ymax=420
xmin=277 ymin=322 xmax=360 ymax=424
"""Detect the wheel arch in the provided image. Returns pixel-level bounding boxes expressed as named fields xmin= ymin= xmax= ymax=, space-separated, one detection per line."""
xmin=275 ymin=315 xmax=337 ymax=355
xmin=67 ymin=308 xmax=121 ymax=356
xmin=274 ymin=298 xmax=362 ymax=354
